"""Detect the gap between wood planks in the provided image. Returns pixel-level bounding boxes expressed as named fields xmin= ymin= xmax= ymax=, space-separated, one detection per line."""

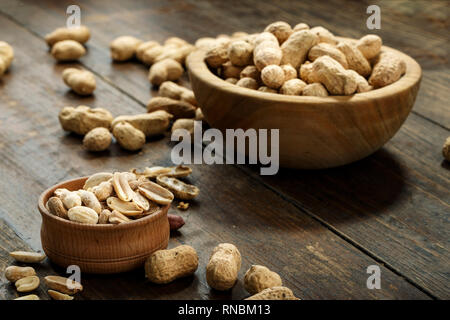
xmin=0 ymin=10 xmax=440 ymax=300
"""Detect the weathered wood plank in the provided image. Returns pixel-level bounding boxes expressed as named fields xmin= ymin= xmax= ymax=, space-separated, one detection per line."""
xmin=240 ymin=113 xmax=450 ymax=299
xmin=1 ymin=0 xmax=448 ymax=127
xmin=0 ymin=14 xmax=430 ymax=299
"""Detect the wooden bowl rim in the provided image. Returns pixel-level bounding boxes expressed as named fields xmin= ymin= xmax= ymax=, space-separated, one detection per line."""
xmin=186 ymin=36 xmax=422 ymax=104
xmin=38 ymin=176 xmax=169 ymax=230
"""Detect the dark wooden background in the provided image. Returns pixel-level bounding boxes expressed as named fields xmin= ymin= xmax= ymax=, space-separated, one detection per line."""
xmin=0 ymin=0 xmax=448 ymax=300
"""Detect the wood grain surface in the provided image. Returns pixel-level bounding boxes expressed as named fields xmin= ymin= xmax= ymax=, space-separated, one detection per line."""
xmin=0 ymin=0 xmax=448 ymax=300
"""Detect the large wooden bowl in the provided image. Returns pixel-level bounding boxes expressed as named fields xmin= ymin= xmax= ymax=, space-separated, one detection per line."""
xmin=186 ymin=43 xmax=422 ymax=169
xmin=38 ymin=177 xmax=170 ymax=274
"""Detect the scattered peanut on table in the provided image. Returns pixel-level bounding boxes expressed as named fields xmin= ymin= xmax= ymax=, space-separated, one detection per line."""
xmin=62 ymin=68 xmax=96 ymax=95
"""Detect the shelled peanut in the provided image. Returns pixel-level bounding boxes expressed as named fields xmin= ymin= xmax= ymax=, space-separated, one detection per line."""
xmin=62 ymin=68 xmax=96 ymax=95
xmin=4 ymin=250 xmax=85 ymax=300
xmin=45 ymin=166 xmax=198 ymax=229
xmin=204 ymin=21 xmax=406 ymax=96
xmin=45 ymin=25 xmax=90 ymax=62
xmin=58 ymin=104 xmax=177 ymax=152
xmin=109 ymin=35 xmax=195 ymax=86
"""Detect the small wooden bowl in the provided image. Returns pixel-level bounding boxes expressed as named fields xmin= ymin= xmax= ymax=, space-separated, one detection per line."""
xmin=187 ymin=41 xmax=422 ymax=169
xmin=38 ymin=177 xmax=170 ymax=274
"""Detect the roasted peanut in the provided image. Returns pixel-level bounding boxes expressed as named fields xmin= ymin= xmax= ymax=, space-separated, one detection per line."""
xmin=147 ymin=97 xmax=196 ymax=119
xmin=347 ymin=70 xmax=373 ymax=93
xmin=112 ymin=110 xmax=172 ymax=137
xmin=132 ymin=190 xmax=151 ymax=211
xmin=44 ymin=275 xmax=83 ymax=295
xmin=356 ymin=34 xmax=382 ymax=60
xmin=309 ymin=26 xmax=338 ymax=44
xmin=164 ymin=37 xmax=189 ymax=47
xmin=225 ymin=77 xmax=238 ymax=84
xmin=54 ymin=188 xmax=82 ymax=209
xmin=244 ymin=265 xmax=282 ymax=294
xmin=62 ymin=68 xmax=96 ymax=95
xmin=279 ymin=79 xmax=306 ymax=95
xmin=110 ymin=36 xmax=143 ymax=61
xmin=108 ymin=210 xmax=132 ymax=224
xmin=293 ymin=23 xmax=309 ymax=32
xmin=227 ymin=40 xmax=253 ymax=66
xmin=308 ymin=43 xmax=348 ymax=68
xmin=168 ymin=214 xmax=185 ymax=230
xmin=145 ymin=245 xmax=198 ymax=284
xmin=195 ymin=37 xmax=217 ymax=50
xmin=245 ymin=286 xmax=299 ymax=300
xmin=48 ymin=290 xmax=74 ymax=300
xmin=46 ymin=196 xmax=68 ymax=219
xmin=45 ymin=26 xmax=90 ymax=47
xmin=91 ymin=180 xmax=114 ymax=201
xmin=141 ymin=45 xmax=165 ymax=65
xmin=148 ymin=58 xmax=184 ymax=86
xmin=10 ymin=251 xmax=46 ymax=263
xmin=231 ymin=31 xmax=249 ymax=39
xmin=258 ymin=86 xmax=278 ymax=93
xmin=280 ymin=64 xmax=297 ymax=81
xmin=280 ymin=30 xmax=318 ymax=69
xmin=337 ymin=42 xmax=371 ymax=77
xmin=83 ymin=172 xmax=113 ymax=190
xmin=240 ymin=65 xmax=260 ymax=81
xmin=236 ymin=77 xmax=259 ymax=90
xmin=0 ymin=41 xmax=14 ymax=76
xmin=159 ymin=81 xmax=197 ymax=106
xmin=138 ymin=181 xmax=174 ymax=205
xmin=221 ymin=61 xmax=244 ymax=79
xmin=301 ymin=55 xmax=357 ymax=95
xmin=156 ymin=175 xmax=199 ymax=200
xmin=112 ymin=172 xmax=135 ymax=201
xmin=302 ymin=83 xmax=329 ymax=97
xmin=155 ymin=43 xmax=195 ymax=65
xmin=106 ymin=196 xmax=143 ymax=216
xmin=136 ymin=41 xmax=160 ymax=62
xmin=14 ymin=294 xmax=39 ymax=300
xmin=261 ymin=65 xmax=285 ymax=89
xmin=15 ymin=276 xmax=40 ymax=292
xmin=82 ymin=127 xmax=112 ymax=152
xmin=133 ymin=165 xmax=192 ymax=179
xmin=368 ymin=51 xmax=406 ymax=88
xmin=171 ymin=118 xmax=195 ymax=140
xmin=264 ymin=21 xmax=292 ymax=44
xmin=253 ymin=32 xmax=282 ymax=71
xmin=51 ymin=40 xmax=86 ymax=61
xmin=59 ymin=105 xmax=113 ymax=135
xmin=205 ymin=41 xmax=229 ymax=68
xmin=67 ymin=206 xmax=99 ymax=224
xmin=5 ymin=266 xmax=36 ymax=282
xmin=98 ymin=209 xmax=112 ymax=224
xmin=206 ymin=243 xmax=241 ymax=291
xmin=77 ymin=189 xmax=102 ymax=214
xmin=113 ymin=121 xmax=146 ymax=151
xmin=177 ymin=201 xmax=189 ymax=210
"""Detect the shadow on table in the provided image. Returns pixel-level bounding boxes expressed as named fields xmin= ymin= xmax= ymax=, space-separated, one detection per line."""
xmin=47 ymin=260 xmax=199 ymax=300
xmin=246 ymin=148 xmax=407 ymax=227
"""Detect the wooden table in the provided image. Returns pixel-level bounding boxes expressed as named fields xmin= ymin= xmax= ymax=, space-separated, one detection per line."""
xmin=0 ymin=0 xmax=448 ymax=300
